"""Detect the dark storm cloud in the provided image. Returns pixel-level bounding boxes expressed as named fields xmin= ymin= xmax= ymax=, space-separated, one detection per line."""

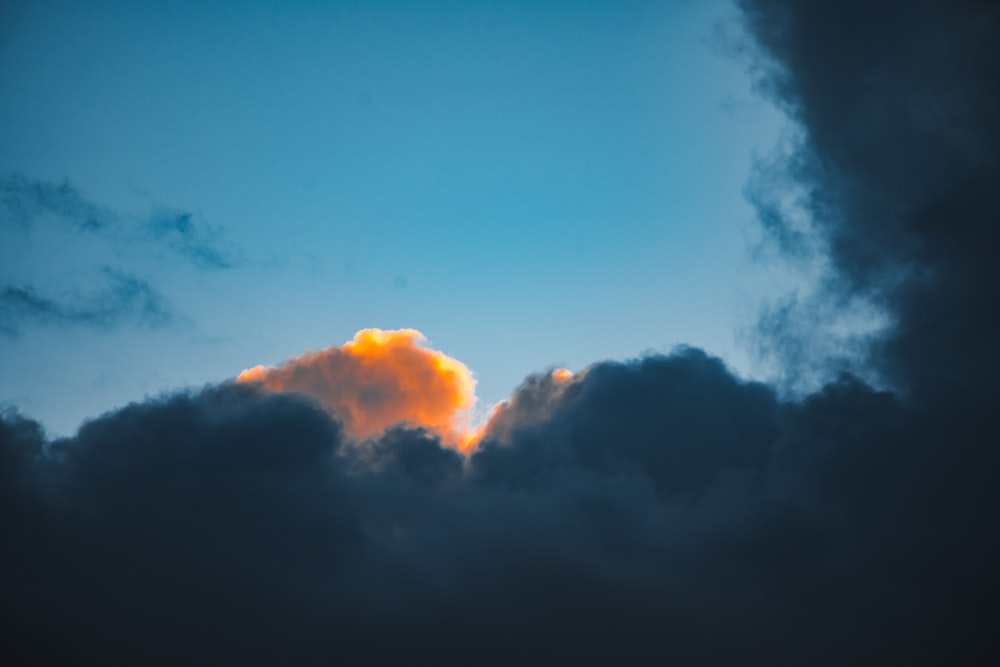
xmin=2 ymin=0 xmax=999 ymax=664
xmin=0 ymin=364 xmax=801 ymax=665
xmin=475 ymin=349 xmax=778 ymax=502
xmin=1 ymin=347 xmax=992 ymax=664
xmin=0 ymin=269 xmax=175 ymax=337
xmin=739 ymin=0 xmax=1000 ymax=395
xmin=735 ymin=0 xmax=1000 ymax=659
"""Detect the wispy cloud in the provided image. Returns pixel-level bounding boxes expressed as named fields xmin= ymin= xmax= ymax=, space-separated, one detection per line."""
xmin=0 ymin=268 xmax=175 ymax=338
xmin=0 ymin=174 xmax=113 ymax=232
xmin=0 ymin=173 xmax=235 ymax=336
xmin=147 ymin=209 xmax=234 ymax=270
xmin=0 ymin=173 xmax=238 ymax=270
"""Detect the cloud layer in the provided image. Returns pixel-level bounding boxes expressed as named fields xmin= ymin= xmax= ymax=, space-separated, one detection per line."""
xmin=3 ymin=0 xmax=999 ymax=664
xmin=4 ymin=345 xmax=991 ymax=664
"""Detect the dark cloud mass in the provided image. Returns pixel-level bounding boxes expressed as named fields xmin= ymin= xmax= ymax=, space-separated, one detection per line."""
xmin=3 ymin=1 xmax=999 ymax=664
xmin=741 ymin=0 xmax=1000 ymax=395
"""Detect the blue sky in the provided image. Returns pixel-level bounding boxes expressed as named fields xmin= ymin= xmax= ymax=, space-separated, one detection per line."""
xmin=0 ymin=0 xmax=789 ymax=435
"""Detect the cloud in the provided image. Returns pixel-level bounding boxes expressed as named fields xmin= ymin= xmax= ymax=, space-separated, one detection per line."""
xmin=237 ymin=328 xmax=478 ymax=448
xmin=2 ymin=344 xmax=990 ymax=664
xmin=0 ymin=367 xmax=798 ymax=664
xmin=147 ymin=209 xmax=235 ymax=270
xmin=474 ymin=349 xmax=778 ymax=501
xmin=0 ymin=173 xmax=113 ymax=231
xmin=738 ymin=0 xmax=1000 ymax=396
xmin=0 ymin=173 xmax=237 ymax=270
xmin=237 ymin=331 xmax=577 ymax=453
xmin=2 ymin=1 xmax=999 ymax=664
xmin=0 ymin=268 xmax=175 ymax=337
xmin=0 ymin=173 xmax=236 ymax=335
xmin=476 ymin=366 xmax=579 ymax=445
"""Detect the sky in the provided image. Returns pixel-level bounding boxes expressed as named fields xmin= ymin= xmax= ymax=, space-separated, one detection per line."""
xmin=0 ymin=0 xmax=790 ymax=435
xmin=3 ymin=0 xmax=999 ymax=664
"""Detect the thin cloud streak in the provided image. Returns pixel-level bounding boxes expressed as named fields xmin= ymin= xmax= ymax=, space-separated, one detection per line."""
xmin=0 ymin=173 xmax=237 ymax=335
xmin=0 ymin=268 xmax=174 ymax=337
xmin=0 ymin=173 xmax=238 ymax=270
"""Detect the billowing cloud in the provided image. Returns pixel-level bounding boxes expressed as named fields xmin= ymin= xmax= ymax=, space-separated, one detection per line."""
xmin=237 ymin=328 xmax=478 ymax=448
xmin=0 ymin=361 xmax=790 ymax=664
xmin=739 ymin=0 xmax=1000 ymax=396
xmin=4 ymin=345 xmax=986 ymax=664
xmin=475 ymin=366 xmax=581 ymax=446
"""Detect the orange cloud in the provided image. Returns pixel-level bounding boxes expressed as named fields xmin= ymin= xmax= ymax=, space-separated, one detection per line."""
xmin=552 ymin=368 xmax=573 ymax=384
xmin=237 ymin=329 xmax=477 ymax=449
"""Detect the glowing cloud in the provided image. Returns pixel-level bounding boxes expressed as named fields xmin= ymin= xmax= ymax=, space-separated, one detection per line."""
xmin=552 ymin=368 xmax=573 ymax=384
xmin=237 ymin=329 xmax=477 ymax=448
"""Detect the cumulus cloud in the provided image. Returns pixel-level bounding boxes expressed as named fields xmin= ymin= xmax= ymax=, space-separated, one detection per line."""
xmin=3 ymin=345 xmax=989 ymax=664
xmin=0 ymin=363 xmax=795 ymax=664
xmin=237 ymin=328 xmax=478 ymax=449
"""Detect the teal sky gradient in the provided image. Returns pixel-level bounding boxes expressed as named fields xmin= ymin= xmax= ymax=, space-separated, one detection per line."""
xmin=0 ymin=0 xmax=788 ymax=435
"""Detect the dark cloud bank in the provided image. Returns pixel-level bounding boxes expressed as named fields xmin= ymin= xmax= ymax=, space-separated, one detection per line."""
xmin=3 ymin=1 xmax=999 ymax=664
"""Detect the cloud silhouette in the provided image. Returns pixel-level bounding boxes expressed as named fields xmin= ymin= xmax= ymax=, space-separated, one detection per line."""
xmin=1 ymin=351 xmax=994 ymax=664
xmin=740 ymin=0 xmax=1000 ymax=396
